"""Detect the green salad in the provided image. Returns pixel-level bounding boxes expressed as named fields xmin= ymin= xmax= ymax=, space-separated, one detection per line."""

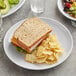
xmin=0 ymin=0 xmax=19 ymax=15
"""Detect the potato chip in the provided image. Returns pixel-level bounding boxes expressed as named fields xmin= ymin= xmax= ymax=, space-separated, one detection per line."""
xmin=42 ymin=50 xmax=53 ymax=55
xmin=48 ymin=55 xmax=56 ymax=61
xmin=25 ymin=54 xmax=36 ymax=63
xmin=45 ymin=60 xmax=57 ymax=64
xmin=54 ymin=48 xmax=63 ymax=53
xmin=36 ymin=56 xmax=47 ymax=63
xmin=36 ymin=46 xmax=45 ymax=57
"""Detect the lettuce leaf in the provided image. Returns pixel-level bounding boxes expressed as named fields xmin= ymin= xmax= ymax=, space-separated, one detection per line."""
xmin=16 ymin=46 xmax=27 ymax=53
xmin=0 ymin=0 xmax=6 ymax=9
xmin=8 ymin=0 xmax=19 ymax=4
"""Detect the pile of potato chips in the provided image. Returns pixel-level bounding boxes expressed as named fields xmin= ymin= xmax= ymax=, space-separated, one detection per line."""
xmin=25 ymin=34 xmax=63 ymax=64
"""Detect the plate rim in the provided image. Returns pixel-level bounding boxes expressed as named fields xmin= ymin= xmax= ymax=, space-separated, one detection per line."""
xmin=3 ymin=17 xmax=73 ymax=70
xmin=2 ymin=0 xmax=25 ymax=18
xmin=57 ymin=0 xmax=76 ymax=21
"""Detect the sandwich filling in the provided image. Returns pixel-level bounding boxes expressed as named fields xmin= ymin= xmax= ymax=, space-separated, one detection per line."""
xmin=11 ymin=34 xmax=48 ymax=53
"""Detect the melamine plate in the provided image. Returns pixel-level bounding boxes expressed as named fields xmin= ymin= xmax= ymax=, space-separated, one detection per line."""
xmin=2 ymin=0 xmax=25 ymax=18
xmin=3 ymin=17 xmax=73 ymax=70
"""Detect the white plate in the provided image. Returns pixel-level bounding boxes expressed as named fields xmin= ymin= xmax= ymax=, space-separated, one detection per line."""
xmin=3 ymin=17 xmax=73 ymax=70
xmin=2 ymin=0 xmax=25 ymax=18
xmin=57 ymin=0 xmax=76 ymax=21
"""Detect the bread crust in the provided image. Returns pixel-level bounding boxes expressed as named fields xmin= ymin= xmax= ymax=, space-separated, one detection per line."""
xmin=11 ymin=37 xmax=31 ymax=53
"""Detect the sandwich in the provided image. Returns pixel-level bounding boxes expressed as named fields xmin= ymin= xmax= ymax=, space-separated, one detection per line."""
xmin=11 ymin=17 xmax=52 ymax=53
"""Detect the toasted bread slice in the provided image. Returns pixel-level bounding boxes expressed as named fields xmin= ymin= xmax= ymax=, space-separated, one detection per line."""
xmin=11 ymin=17 xmax=52 ymax=52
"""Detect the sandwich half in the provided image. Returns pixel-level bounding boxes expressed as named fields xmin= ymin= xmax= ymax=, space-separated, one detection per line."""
xmin=11 ymin=17 xmax=52 ymax=53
